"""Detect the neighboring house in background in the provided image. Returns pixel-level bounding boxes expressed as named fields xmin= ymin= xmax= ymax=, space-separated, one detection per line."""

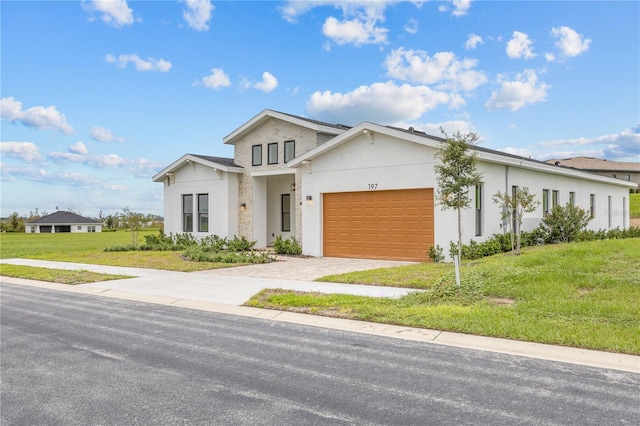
xmin=546 ymin=157 xmax=640 ymax=191
xmin=25 ymin=211 xmax=103 ymax=233
xmin=153 ymin=109 xmax=635 ymax=261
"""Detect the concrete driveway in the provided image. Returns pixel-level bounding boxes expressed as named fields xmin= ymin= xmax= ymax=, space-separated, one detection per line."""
xmin=0 ymin=257 xmax=418 ymax=305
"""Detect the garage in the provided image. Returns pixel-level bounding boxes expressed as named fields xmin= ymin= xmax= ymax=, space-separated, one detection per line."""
xmin=323 ymin=188 xmax=434 ymax=261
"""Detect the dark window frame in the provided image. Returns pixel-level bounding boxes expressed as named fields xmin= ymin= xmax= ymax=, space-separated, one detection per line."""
xmin=475 ymin=183 xmax=483 ymax=237
xmin=183 ymin=194 xmax=193 ymax=232
xmin=198 ymin=193 xmax=209 ymax=232
xmin=284 ymin=140 xmax=295 ymax=163
xmin=542 ymin=189 xmax=550 ymax=216
xmin=281 ymin=193 xmax=291 ymax=232
xmin=590 ymin=194 xmax=596 ymax=218
xmin=252 ymin=144 xmax=262 ymax=166
xmin=552 ymin=190 xmax=559 ymax=207
xmin=267 ymin=143 xmax=278 ymax=165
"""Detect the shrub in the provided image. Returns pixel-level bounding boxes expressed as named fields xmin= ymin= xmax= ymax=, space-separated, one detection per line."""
xmin=427 ymin=245 xmax=444 ymax=263
xmin=273 ymin=235 xmax=302 ymax=255
xmin=182 ymin=247 xmax=273 ymax=264
xmin=540 ymin=204 xmax=591 ymax=243
xmin=226 ymin=235 xmax=256 ymax=252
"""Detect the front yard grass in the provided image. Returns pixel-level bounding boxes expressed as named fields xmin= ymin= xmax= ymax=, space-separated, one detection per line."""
xmin=0 ymin=231 xmax=238 ymax=272
xmin=247 ymin=238 xmax=640 ymax=355
xmin=0 ymin=264 xmax=132 ymax=285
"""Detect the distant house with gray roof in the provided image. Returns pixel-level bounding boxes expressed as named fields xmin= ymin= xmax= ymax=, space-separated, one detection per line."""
xmin=25 ymin=211 xmax=102 ymax=233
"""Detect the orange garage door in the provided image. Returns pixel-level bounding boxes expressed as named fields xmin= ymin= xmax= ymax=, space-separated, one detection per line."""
xmin=323 ymin=188 xmax=434 ymax=261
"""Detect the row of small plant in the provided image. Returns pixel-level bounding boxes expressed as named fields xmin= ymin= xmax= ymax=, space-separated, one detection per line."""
xmin=428 ymin=204 xmax=640 ymax=262
xmin=104 ymin=231 xmax=274 ymax=264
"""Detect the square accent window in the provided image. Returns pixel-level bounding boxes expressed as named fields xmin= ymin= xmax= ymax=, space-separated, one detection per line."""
xmin=252 ymin=145 xmax=262 ymax=166
xmin=268 ymin=143 xmax=278 ymax=165
xmin=198 ymin=193 xmax=209 ymax=232
xmin=78 ymin=226 xmax=82 ymax=230
xmin=183 ymin=194 xmax=193 ymax=232
xmin=284 ymin=140 xmax=295 ymax=163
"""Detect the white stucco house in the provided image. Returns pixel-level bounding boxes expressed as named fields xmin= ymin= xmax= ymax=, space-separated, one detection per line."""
xmin=25 ymin=211 xmax=103 ymax=233
xmin=153 ymin=109 xmax=634 ymax=261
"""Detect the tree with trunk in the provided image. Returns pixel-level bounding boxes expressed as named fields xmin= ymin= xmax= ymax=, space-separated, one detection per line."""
xmin=493 ymin=187 xmax=539 ymax=255
xmin=434 ymin=130 xmax=482 ymax=261
xmin=121 ymin=208 xmax=144 ymax=246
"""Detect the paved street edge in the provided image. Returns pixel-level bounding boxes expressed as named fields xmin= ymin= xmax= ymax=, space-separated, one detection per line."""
xmin=2 ymin=276 xmax=639 ymax=374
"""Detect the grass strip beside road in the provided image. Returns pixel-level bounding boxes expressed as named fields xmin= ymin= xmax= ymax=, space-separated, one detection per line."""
xmin=247 ymin=239 xmax=640 ymax=355
xmin=0 ymin=264 xmax=133 ymax=285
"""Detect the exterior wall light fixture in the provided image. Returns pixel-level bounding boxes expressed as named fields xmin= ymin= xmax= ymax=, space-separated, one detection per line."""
xmin=306 ymin=195 xmax=313 ymax=206
xmin=240 ymin=202 xmax=246 ymax=211
xmin=290 ymin=183 xmax=296 ymax=191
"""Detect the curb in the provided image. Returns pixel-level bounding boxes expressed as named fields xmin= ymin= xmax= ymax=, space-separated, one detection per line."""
xmin=2 ymin=277 xmax=639 ymax=374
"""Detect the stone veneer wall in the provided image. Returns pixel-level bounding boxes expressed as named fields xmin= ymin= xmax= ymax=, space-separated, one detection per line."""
xmin=233 ymin=117 xmax=334 ymax=245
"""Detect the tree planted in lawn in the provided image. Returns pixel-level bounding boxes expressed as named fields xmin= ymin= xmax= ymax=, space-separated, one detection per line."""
xmin=434 ymin=130 xmax=482 ymax=261
xmin=493 ymin=187 xmax=539 ymax=255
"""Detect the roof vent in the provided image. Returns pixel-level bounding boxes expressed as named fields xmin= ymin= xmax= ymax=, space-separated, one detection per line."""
xmin=554 ymin=161 xmax=560 ymax=166
xmin=408 ymin=127 xmax=414 ymax=133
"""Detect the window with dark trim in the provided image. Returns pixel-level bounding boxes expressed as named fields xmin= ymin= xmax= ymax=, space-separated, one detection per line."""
xmin=268 ymin=143 xmax=278 ymax=165
xmin=569 ymin=192 xmax=575 ymax=206
xmin=590 ymin=194 xmax=595 ymax=218
xmin=198 ymin=193 xmax=209 ymax=232
xmin=623 ymin=197 xmax=627 ymax=225
xmin=474 ymin=183 xmax=483 ymax=237
xmin=284 ymin=140 xmax=295 ymax=163
xmin=511 ymin=185 xmax=518 ymax=233
xmin=252 ymin=145 xmax=262 ymax=166
xmin=552 ymin=190 xmax=559 ymax=207
xmin=608 ymin=196 xmax=612 ymax=228
xmin=183 ymin=194 xmax=193 ymax=232
xmin=281 ymin=194 xmax=291 ymax=232
xmin=542 ymin=189 xmax=550 ymax=216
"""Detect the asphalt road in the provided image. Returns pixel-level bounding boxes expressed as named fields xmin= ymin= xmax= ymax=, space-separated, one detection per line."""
xmin=1 ymin=283 xmax=638 ymax=425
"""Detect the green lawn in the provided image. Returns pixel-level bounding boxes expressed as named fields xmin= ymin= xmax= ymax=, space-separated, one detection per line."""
xmin=247 ymin=238 xmax=640 ymax=354
xmin=0 ymin=230 xmax=235 ymax=272
xmin=0 ymin=264 xmax=132 ymax=285
xmin=631 ymin=193 xmax=640 ymax=218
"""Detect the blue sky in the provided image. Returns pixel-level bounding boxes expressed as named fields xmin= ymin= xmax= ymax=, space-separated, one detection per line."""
xmin=1 ymin=0 xmax=639 ymax=218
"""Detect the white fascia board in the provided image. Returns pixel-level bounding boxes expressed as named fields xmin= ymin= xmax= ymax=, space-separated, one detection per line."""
xmin=477 ymin=151 xmax=637 ymax=188
xmin=152 ymin=154 xmax=241 ymax=182
xmin=251 ymin=169 xmax=296 ymax=177
xmin=288 ymin=122 xmax=443 ymax=168
xmin=223 ymin=109 xmax=344 ymax=145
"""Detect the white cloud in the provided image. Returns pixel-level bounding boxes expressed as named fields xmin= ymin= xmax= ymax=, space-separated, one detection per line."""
xmin=485 ymin=69 xmax=550 ymax=111
xmin=385 ymin=48 xmax=487 ymax=92
xmin=404 ymin=18 xmax=418 ymax=34
xmin=281 ymin=1 xmax=394 ymax=47
xmin=0 ymin=163 xmax=47 ymax=182
xmin=69 ymin=141 xmax=88 ymax=155
xmin=538 ymin=125 xmax=640 ymax=161
xmin=544 ymin=52 xmax=556 ymax=62
xmin=48 ymin=150 xmax=165 ymax=176
xmin=465 ymin=33 xmax=483 ymax=50
xmin=253 ymin=72 xmax=279 ymax=93
xmin=181 ymin=0 xmax=214 ymax=31
xmin=550 ymin=26 xmax=591 ymax=59
xmin=0 ymin=142 xmax=43 ymax=163
xmin=506 ymin=31 xmax=536 ymax=59
xmin=0 ymin=97 xmax=74 ymax=134
xmin=200 ymin=68 xmax=231 ymax=90
xmin=83 ymin=0 xmax=134 ymax=28
xmin=105 ymin=54 xmax=172 ymax=72
xmin=307 ymin=81 xmax=452 ymax=125
xmin=452 ymin=0 xmax=472 ymax=16
xmin=90 ymin=126 xmax=124 ymax=142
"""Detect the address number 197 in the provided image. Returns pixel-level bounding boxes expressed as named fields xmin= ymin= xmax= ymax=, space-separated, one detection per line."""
xmin=368 ymin=183 xmax=378 ymax=190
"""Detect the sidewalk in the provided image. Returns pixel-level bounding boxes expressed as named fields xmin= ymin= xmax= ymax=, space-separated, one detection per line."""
xmin=1 ymin=258 xmax=639 ymax=374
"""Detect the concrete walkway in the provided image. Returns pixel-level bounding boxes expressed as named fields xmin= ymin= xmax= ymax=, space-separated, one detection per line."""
xmin=1 ymin=258 xmax=639 ymax=374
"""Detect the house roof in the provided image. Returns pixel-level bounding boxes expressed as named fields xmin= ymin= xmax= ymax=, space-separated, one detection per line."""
xmin=545 ymin=156 xmax=640 ymax=172
xmin=26 ymin=211 xmax=101 ymax=225
xmin=223 ymin=109 xmax=348 ymax=145
xmin=152 ymin=153 xmax=243 ymax=182
xmin=289 ymin=122 xmax=637 ymax=189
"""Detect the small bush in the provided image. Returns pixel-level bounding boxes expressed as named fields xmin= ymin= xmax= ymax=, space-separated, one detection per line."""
xmin=540 ymin=203 xmax=591 ymax=243
xmin=273 ymin=236 xmax=302 ymax=255
xmin=183 ymin=247 xmax=273 ymax=264
xmin=226 ymin=235 xmax=256 ymax=252
xmin=427 ymin=245 xmax=444 ymax=263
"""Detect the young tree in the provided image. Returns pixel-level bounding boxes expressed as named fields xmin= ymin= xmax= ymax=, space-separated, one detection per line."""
xmin=434 ymin=130 xmax=482 ymax=261
xmin=121 ymin=208 xmax=144 ymax=246
xmin=493 ymin=187 xmax=539 ymax=255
